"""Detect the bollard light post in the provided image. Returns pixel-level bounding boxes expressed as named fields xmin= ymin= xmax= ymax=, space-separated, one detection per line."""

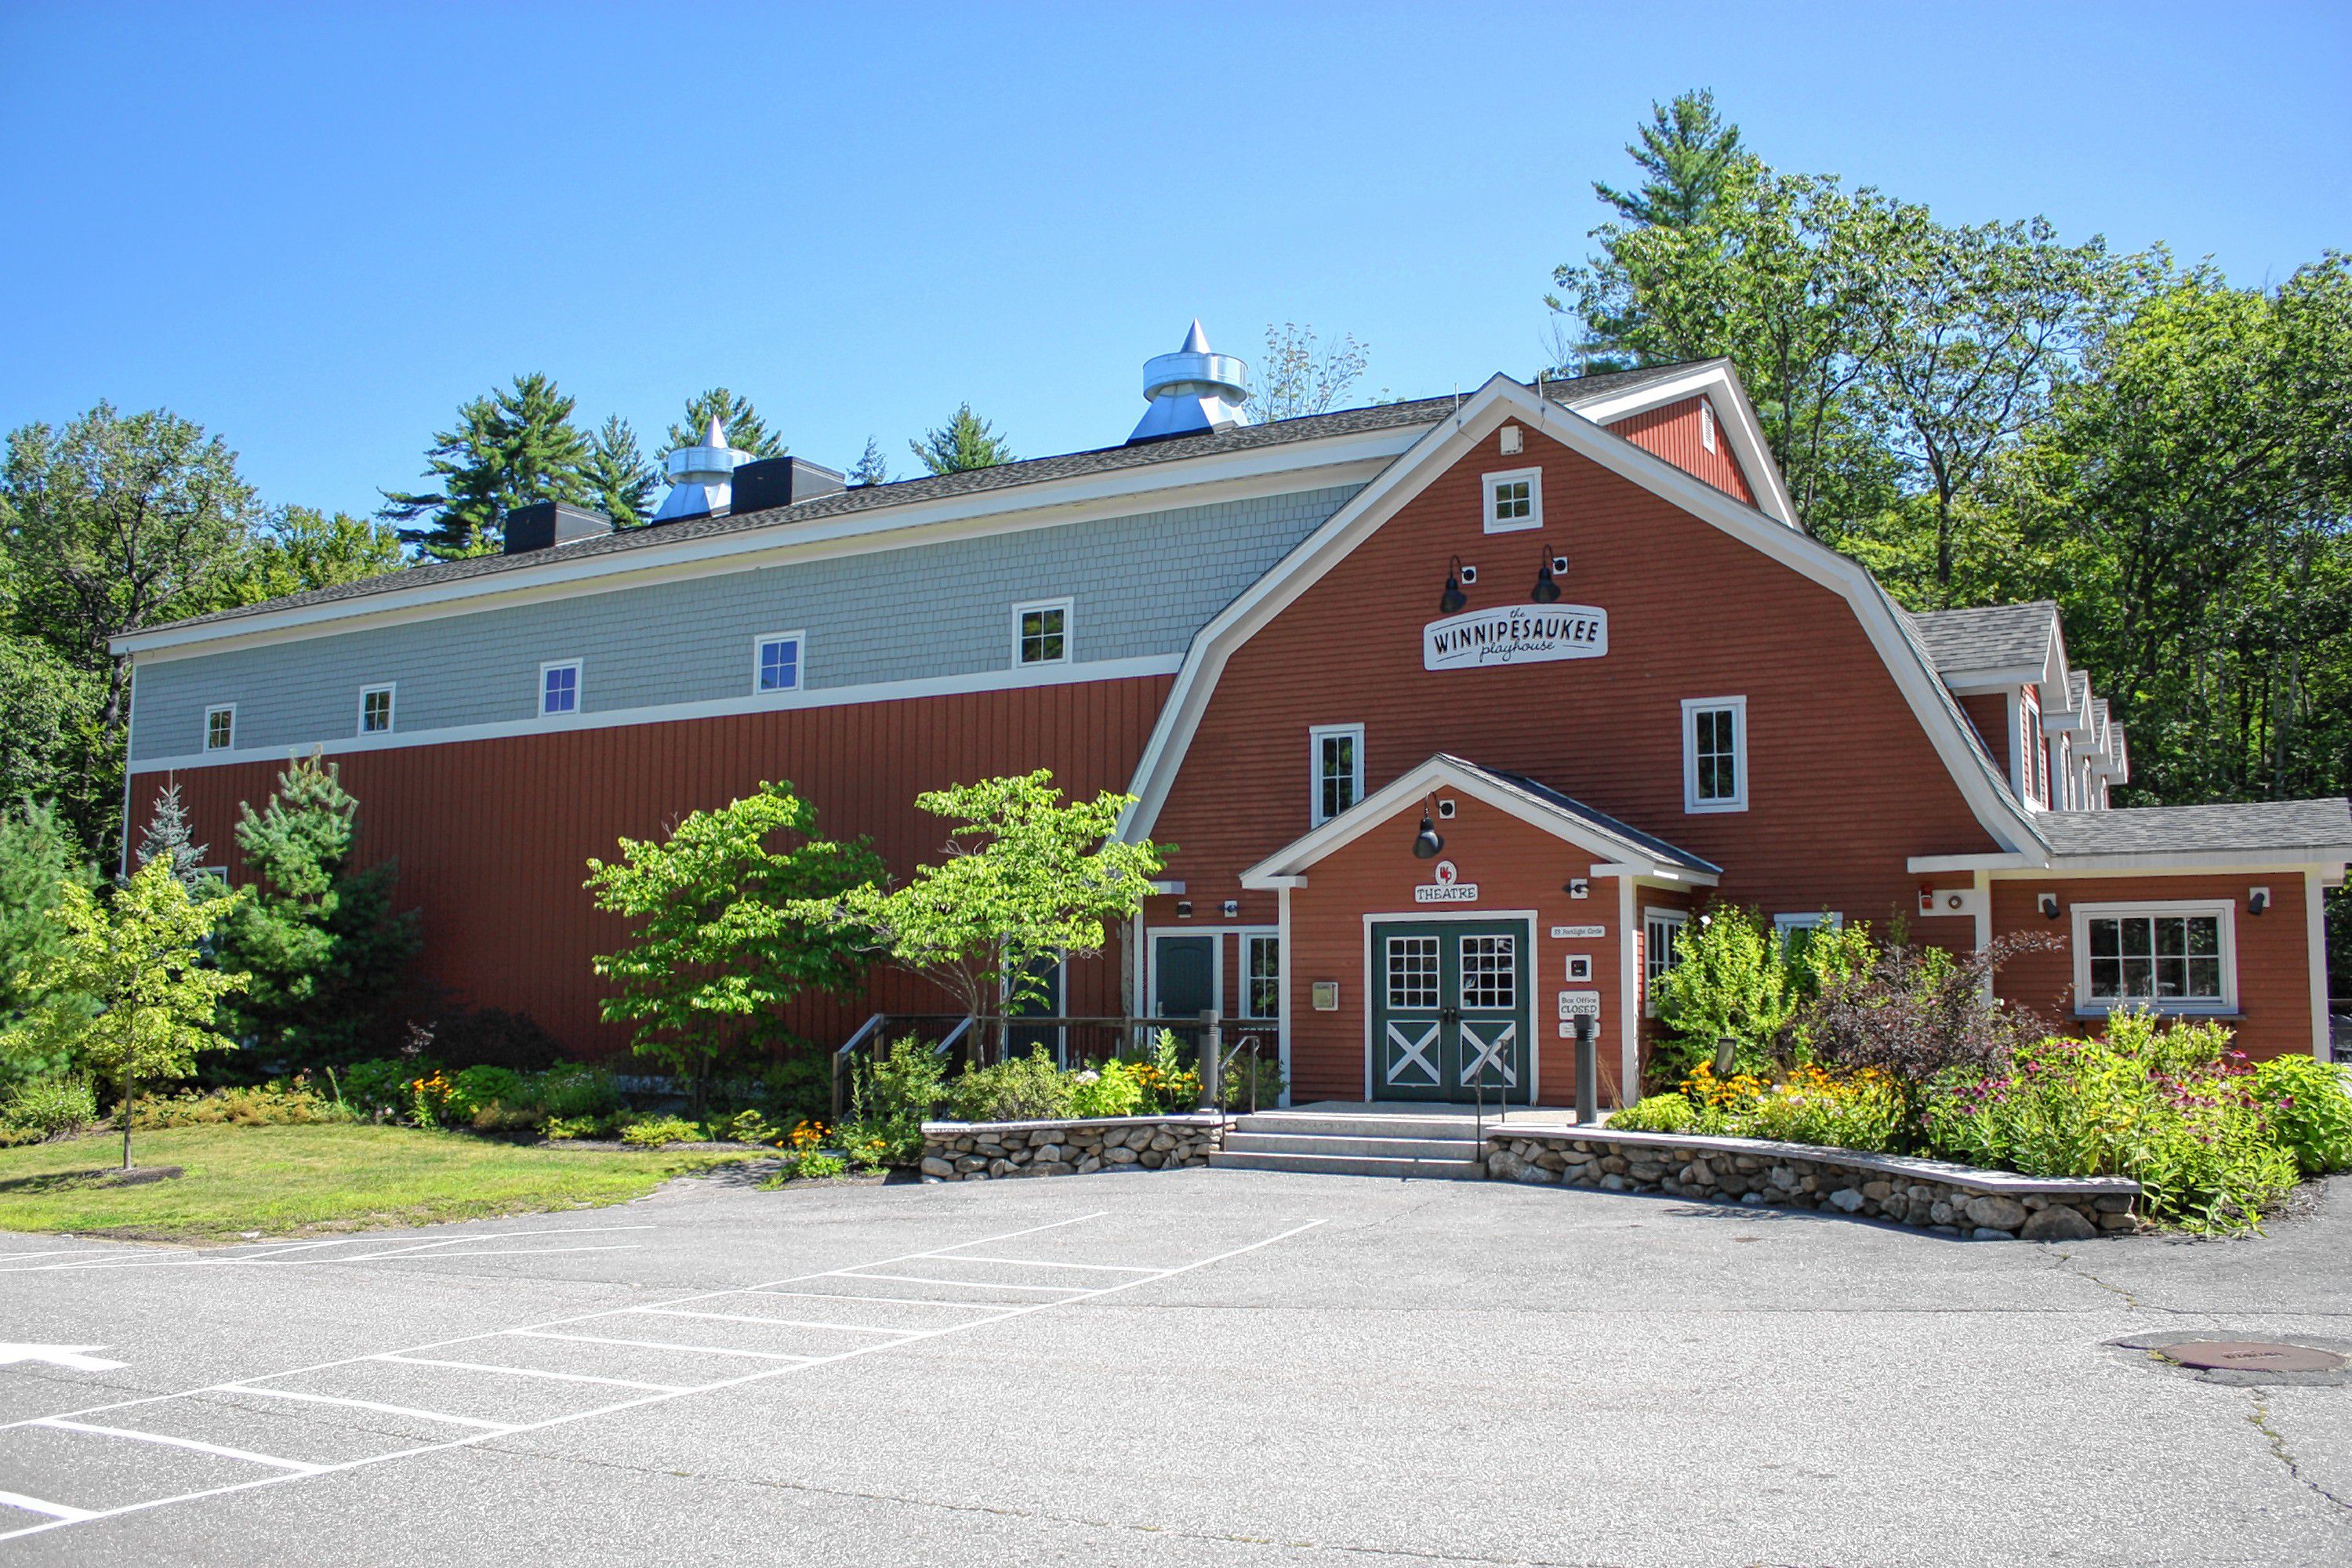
xmin=1573 ymin=1014 xmax=1597 ymax=1124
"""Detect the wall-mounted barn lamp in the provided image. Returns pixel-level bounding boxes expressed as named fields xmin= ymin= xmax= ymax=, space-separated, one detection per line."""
xmin=1411 ymin=796 xmax=1445 ymax=859
xmin=2249 ymin=886 xmax=2270 ymax=916
xmin=1530 ymin=546 xmax=1563 ymax=604
xmin=1439 ymin=555 xmax=1468 ymax=615
xmin=2038 ymin=892 xmax=2060 ymax=920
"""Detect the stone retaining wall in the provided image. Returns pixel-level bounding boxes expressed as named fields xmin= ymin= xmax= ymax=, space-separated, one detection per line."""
xmin=1485 ymin=1125 xmax=2140 ymax=1240
xmin=919 ymin=1114 xmax=1227 ymax=1181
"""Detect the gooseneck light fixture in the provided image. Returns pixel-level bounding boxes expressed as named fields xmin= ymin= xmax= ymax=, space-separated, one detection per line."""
xmin=1410 ymin=795 xmax=1446 ymax=859
xmin=1530 ymin=546 xmax=1562 ymax=604
xmin=1439 ymin=555 xmax=1468 ymax=615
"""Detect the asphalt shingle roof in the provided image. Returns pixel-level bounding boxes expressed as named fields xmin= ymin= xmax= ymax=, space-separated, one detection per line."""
xmin=148 ymin=361 xmax=1710 ymax=637
xmin=2038 ymin=798 xmax=2352 ymax=856
xmin=1907 ymin=601 xmax=2058 ymax=676
xmin=1445 ymin=757 xmax=1723 ymax=875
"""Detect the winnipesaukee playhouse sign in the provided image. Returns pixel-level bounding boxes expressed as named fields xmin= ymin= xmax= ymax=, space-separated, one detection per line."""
xmin=1422 ymin=605 xmax=1609 ymax=671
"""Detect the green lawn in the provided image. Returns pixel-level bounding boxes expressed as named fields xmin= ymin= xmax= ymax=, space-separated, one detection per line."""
xmin=0 ymin=1123 xmax=764 ymax=1243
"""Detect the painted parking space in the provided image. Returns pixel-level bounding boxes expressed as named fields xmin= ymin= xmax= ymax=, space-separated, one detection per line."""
xmin=0 ymin=1207 xmax=1323 ymax=1543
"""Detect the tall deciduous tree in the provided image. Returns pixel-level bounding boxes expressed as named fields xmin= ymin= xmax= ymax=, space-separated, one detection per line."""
xmin=1 ymin=403 xmax=256 ymax=858
xmin=1255 ymin=323 xmax=1377 ymax=421
xmin=909 ymin=405 xmax=1016 ymax=475
xmin=666 ymin=389 xmax=785 ymax=460
xmin=225 ymin=506 xmax=405 ymax=604
xmin=379 ymin=373 xmax=592 ymax=559
xmin=584 ymin=782 xmax=882 ymax=1110
xmin=790 ymin=771 xmax=1164 ymax=1061
xmin=0 ymin=798 xmax=96 ymax=1022
xmin=0 ymin=855 xmax=249 ymax=1169
xmin=213 ymin=753 xmax=420 ymax=1064
xmin=585 ymin=416 xmax=659 ymax=527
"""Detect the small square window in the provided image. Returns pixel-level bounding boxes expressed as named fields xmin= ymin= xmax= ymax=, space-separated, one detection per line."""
xmin=755 ymin=633 xmax=802 ymax=694
xmin=359 ymin=685 xmax=394 ymax=735
xmin=540 ymin=660 xmax=580 ymax=717
xmin=204 ymin=705 xmax=234 ymax=752
xmin=1482 ymin=467 xmax=1543 ymax=533
xmin=1014 ymin=600 xmax=1069 ymax=666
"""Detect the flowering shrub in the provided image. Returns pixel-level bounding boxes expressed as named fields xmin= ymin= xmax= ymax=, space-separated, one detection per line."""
xmin=1130 ymin=1029 xmax=1200 ymax=1112
xmin=1069 ymin=1058 xmax=1147 ymax=1119
xmin=132 ymin=1078 xmax=354 ymax=1129
xmin=1922 ymin=1011 xmax=2296 ymax=1232
xmin=2249 ymin=1055 xmax=2352 ymax=1176
xmin=1612 ymin=1062 xmax=1903 ymax=1152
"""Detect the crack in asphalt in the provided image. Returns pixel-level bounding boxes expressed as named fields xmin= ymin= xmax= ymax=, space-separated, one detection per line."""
xmin=2247 ymin=1393 xmax=2352 ymax=1524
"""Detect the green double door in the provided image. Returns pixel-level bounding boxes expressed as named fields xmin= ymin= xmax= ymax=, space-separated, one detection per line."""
xmin=1371 ymin=920 xmax=1530 ymax=1104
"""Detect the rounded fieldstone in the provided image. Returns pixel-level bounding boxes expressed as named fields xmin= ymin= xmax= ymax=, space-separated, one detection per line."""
xmin=2020 ymin=1205 xmax=2100 ymax=1242
xmin=1962 ymin=1195 xmax=2029 ymax=1230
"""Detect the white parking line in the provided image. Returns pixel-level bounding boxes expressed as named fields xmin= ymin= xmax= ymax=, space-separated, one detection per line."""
xmin=0 ymin=1489 xmax=93 ymax=1523
xmin=842 ymin=1272 xmax=1092 ymax=1294
xmin=506 ymin=1330 xmax=814 ymax=1363
xmin=929 ymin=1254 xmax=1160 ymax=1272
xmin=0 ymin=1212 xmax=1326 ymax=1544
xmin=627 ymin=1308 xmax=917 ymax=1336
xmin=0 ymin=1225 xmax=657 ymax=1274
xmin=750 ymin=1290 xmax=1017 ymax=1311
xmin=228 ymin=1388 xmax=517 ymax=1431
xmin=372 ymin=1356 xmax=694 ymax=1393
xmin=34 ymin=1420 xmax=325 ymax=1475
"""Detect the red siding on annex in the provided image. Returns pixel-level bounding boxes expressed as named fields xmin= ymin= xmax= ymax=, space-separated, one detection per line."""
xmin=1611 ymin=395 xmax=1756 ymax=506
xmin=143 ymin=675 xmax=1171 ymax=1052
xmin=1150 ymin=422 xmax=2005 ymax=942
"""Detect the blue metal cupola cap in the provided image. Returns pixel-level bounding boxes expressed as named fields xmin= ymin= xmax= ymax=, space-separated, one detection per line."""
xmin=652 ymin=415 xmax=755 ymax=522
xmin=1127 ymin=319 xmax=1252 ymax=444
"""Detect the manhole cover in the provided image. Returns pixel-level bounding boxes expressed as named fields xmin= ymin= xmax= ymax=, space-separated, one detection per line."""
xmin=2158 ymin=1341 xmax=2346 ymax=1374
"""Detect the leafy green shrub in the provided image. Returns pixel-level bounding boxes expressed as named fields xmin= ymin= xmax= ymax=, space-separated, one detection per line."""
xmin=543 ymin=1114 xmax=615 ymax=1141
xmin=132 ymin=1078 xmax=353 ymax=1128
xmin=338 ymin=1058 xmax=426 ymax=1119
xmin=1069 ymin=1058 xmax=1147 ymax=1119
xmin=793 ymin=1150 xmax=847 ymax=1179
xmin=1738 ymin=1065 xmax=1906 ymax=1152
xmin=2249 ymin=1055 xmax=2352 ymax=1176
xmin=529 ymin=1064 xmax=622 ymax=1120
xmin=620 ymin=1115 xmax=703 ymax=1147
xmin=717 ymin=1108 xmax=781 ymax=1145
xmin=1610 ymin=1092 xmax=1699 ymax=1134
xmin=840 ymin=1037 xmax=949 ymax=1166
xmin=950 ymin=1047 xmax=1076 ymax=1123
xmin=1923 ymin=1011 xmax=2296 ymax=1232
xmin=1 ymin=1072 xmax=98 ymax=1138
xmin=443 ymin=1065 xmax=524 ymax=1120
xmin=1129 ymin=1029 xmax=1200 ymax=1112
xmin=1650 ymin=906 xmax=1801 ymax=1080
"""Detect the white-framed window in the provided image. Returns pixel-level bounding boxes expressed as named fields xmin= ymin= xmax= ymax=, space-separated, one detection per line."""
xmin=204 ymin=704 xmax=235 ymax=752
xmin=1014 ymin=597 xmax=1071 ymax=666
xmin=539 ymin=659 xmax=582 ymax=717
xmin=1643 ymin=907 xmax=1689 ymax=1018
xmin=2073 ymin=901 xmax=2235 ymax=1014
xmin=358 ymin=684 xmax=395 ymax=735
xmin=1482 ymin=467 xmax=1543 ymax=533
xmin=1774 ymin=911 xmax=1843 ymax=961
xmin=753 ymin=632 xmax=804 ymax=694
xmin=1699 ymin=398 xmax=1717 ymax=453
xmin=1241 ymin=931 xmax=1280 ymax=1020
xmin=1308 ymin=723 xmax=1364 ymax=826
xmin=1682 ymin=695 xmax=1747 ymax=813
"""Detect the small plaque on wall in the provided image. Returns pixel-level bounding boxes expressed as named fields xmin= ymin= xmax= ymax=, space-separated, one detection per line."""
xmin=1551 ymin=924 xmax=1606 ymax=939
xmin=1311 ymin=981 xmax=1341 ymax=1011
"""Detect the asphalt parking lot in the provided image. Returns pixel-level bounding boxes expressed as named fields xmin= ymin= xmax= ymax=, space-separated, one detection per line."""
xmin=1 ymin=1167 xmax=2347 ymax=1567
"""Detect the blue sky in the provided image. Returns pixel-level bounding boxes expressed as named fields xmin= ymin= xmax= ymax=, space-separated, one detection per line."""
xmin=3 ymin=2 xmax=2345 ymax=520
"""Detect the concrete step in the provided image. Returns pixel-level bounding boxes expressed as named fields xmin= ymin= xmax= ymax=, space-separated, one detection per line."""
xmin=1208 ymin=1149 xmax=1486 ymax=1180
xmin=1222 ymin=1131 xmax=1483 ymax=1160
xmin=1229 ymin=1112 xmax=1497 ymax=1143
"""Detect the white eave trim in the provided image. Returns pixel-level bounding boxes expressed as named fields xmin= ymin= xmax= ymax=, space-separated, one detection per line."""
xmin=1914 ymin=849 xmax=2352 ymax=877
xmin=1563 ymin=361 xmax=1800 ymax=530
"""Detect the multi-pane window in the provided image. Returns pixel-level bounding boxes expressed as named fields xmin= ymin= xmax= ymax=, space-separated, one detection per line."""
xmin=359 ymin=685 xmax=394 ymax=735
xmin=1015 ymin=600 xmax=1069 ymax=666
xmin=1243 ymin=933 xmax=1280 ymax=1020
xmin=1385 ymin=935 xmax=1439 ymax=1010
xmin=204 ymin=705 xmax=234 ymax=752
xmin=1311 ymin=724 xmax=1363 ymax=825
xmin=541 ymin=661 xmax=580 ymax=717
xmin=1483 ymin=468 xmax=1542 ymax=533
xmin=1459 ymin=935 xmax=1516 ymax=1010
xmin=756 ymin=633 xmax=801 ymax=693
xmin=2084 ymin=910 xmax=2227 ymax=1006
xmin=1644 ymin=910 xmax=1689 ymax=1016
xmin=1684 ymin=697 xmax=1746 ymax=812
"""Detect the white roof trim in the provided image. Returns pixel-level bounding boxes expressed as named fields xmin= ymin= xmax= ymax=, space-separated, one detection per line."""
xmin=1126 ymin=372 xmax=2045 ymax=863
xmin=1567 ymin=360 xmax=1799 ymax=529
xmin=1238 ymin=753 xmax=1715 ymax=888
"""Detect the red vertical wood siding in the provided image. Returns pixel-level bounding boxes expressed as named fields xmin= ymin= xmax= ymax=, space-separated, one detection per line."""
xmin=137 ymin=674 xmax=1172 ymax=1056
xmin=1610 ymin=396 xmax=1757 ymax=506
xmin=1991 ymin=876 xmax=2315 ymax=1060
xmin=1958 ymin=692 xmax=2012 ymax=783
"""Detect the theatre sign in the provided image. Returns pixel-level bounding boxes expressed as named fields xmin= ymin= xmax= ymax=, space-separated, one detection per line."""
xmin=1422 ymin=604 xmax=1608 ymax=671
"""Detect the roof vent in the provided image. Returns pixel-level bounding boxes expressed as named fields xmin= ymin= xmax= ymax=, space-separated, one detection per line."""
xmin=503 ymin=500 xmax=612 ymax=554
xmin=729 ymin=456 xmax=847 ymax=514
xmin=1127 ymin=320 xmax=1251 ymax=444
xmin=652 ymin=416 xmax=754 ymax=522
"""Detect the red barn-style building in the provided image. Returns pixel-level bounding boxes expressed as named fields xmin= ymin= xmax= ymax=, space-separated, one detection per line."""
xmin=116 ymin=336 xmax=2350 ymax=1105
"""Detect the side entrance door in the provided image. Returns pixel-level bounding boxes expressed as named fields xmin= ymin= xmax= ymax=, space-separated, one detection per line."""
xmin=1151 ymin=934 xmax=1218 ymax=1050
xmin=1371 ymin=920 xmax=1530 ymax=1104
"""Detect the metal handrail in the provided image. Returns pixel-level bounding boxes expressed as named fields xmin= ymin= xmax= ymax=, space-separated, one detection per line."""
xmin=935 ymin=1016 xmax=975 ymax=1057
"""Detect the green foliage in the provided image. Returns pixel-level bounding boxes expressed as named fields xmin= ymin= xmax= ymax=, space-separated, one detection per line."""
xmin=133 ymin=781 xmax=211 ymax=890
xmin=1131 ymin=1028 xmax=1201 ymax=1112
xmin=1256 ymin=323 xmax=1377 ymax=421
xmin=2249 ymin=1055 xmax=2352 ymax=1176
xmin=620 ymin=1115 xmax=703 ymax=1148
xmin=841 ymin=1036 xmax=949 ymax=1167
xmin=1069 ymin=1056 xmax=1147 ymax=1119
xmin=1 ymin=1072 xmax=97 ymax=1140
xmin=949 ymin=1047 xmax=1077 ymax=1123
xmin=379 ymin=372 xmax=593 ymax=559
xmin=532 ymin=1063 xmax=622 ymax=1122
xmin=132 ymin=1077 xmax=351 ymax=1128
xmin=0 ymin=855 xmax=249 ymax=1167
xmin=908 ymin=403 xmax=1015 ymax=475
xmin=666 ymin=389 xmax=785 ymax=461
xmin=784 ymin=1149 xmax=847 ymax=1181
xmin=1617 ymin=1063 xmax=1906 ymax=1152
xmin=1592 ymin=88 xmax=1747 ymax=230
xmin=0 ymin=635 xmax=103 ymax=821
xmin=224 ymin=506 xmax=405 ymax=604
xmin=0 ymin=798 xmax=97 ymax=1025
xmin=1610 ymin=1092 xmax=1699 ymax=1134
xmin=1923 ymin=1011 xmax=2296 ymax=1232
xmin=1648 ymin=906 xmax=1798 ymax=1077
xmin=584 ymin=416 xmax=659 ymax=527
xmin=213 ymin=753 xmax=420 ymax=1065
xmin=790 ymin=771 xmax=1162 ymax=1059
xmin=336 ymin=1057 xmax=419 ymax=1120
xmin=849 ymin=436 xmax=890 ymax=487
xmin=584 ymin=781 xmax=882 ymax=1110
xmin=442 ymin=1065 xmax=524 ymax=1121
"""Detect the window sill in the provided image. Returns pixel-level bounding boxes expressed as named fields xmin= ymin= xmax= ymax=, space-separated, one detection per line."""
xmin=2072 ymin=1006 xmax=2241 ymax=1021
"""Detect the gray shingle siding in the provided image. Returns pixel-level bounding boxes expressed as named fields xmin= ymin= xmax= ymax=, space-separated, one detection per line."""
xmin=129 ymin=485 xmax=1359 ymax=763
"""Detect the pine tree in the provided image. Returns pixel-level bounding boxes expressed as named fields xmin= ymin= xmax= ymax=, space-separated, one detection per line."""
xmin=850 ymin=437 xmax=890 ymax=487
xmin=378 ymin=373 xmax=593 ymax=560
xmin=666 ymin=389 xmax=785 ymax=459
xmin=585 ymin=416 xmax=659 ymax=528
xmin=213 ymin=753 xmax=420 ymax=1064
xmin=1592 ymin=89 xmax=1747 ymax=230
xmin=909 ymin=405 xmax=1016 ymax=475
xmin=0 ymin=797 xmax=96 ymax=1018
xmin=135 ymin=780 xmax=209 ymax=888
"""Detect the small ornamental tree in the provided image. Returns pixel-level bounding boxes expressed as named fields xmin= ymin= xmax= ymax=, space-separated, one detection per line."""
xmin=1798 ymin=931 xmax=2063 ymax=1092
xmin=790 ymin=771 xmax=1165 ymax=1062
xmin=214 ymin=753 xmax=420 ymax=1063
xmin=584 ymin=782 xmax=884 ymax=1112
xmin=0 ymin=855 xmax=249 ymax=1168
xmin=135 ymin=779 xmax=210 ymax=890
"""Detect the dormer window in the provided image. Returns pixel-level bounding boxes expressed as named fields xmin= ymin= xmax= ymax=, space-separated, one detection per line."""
xmin=1482 ymin=468 xmax=1543 ymax=533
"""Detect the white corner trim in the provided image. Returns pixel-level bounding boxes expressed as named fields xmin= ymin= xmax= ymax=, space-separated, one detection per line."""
xmin=2307 ymin=869 xmax=2328 ymax=1060
xmin=1617 ymin=875 xmax=1639 ymax=1103
xmin=1566 ymin=361 xmax=1800 ymax=530
xmin=1276 ymin=884 xmax=1294 ymax=1105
